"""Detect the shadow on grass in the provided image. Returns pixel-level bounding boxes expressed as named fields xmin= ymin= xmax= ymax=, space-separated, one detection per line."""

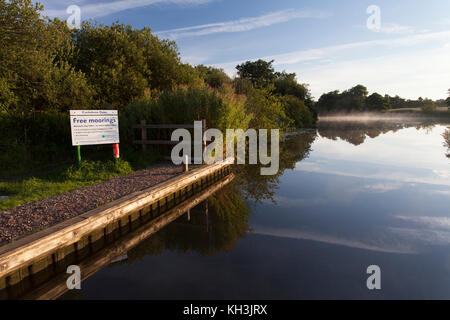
xmin=0 ymin=148 xmax=162 ymax=212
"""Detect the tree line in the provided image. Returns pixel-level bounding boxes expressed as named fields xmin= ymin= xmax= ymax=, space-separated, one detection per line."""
xmin=0 ymin=0 xmax=317 ymax=175
xmin=316 ymin=84 xmax=450 ymax=114
xmin=0 ymin=0 xmax=315 ymax=127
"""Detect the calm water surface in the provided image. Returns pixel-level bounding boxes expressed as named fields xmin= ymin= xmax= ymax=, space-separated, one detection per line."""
xmin=63 ymin=120 xmax=450 ymax=300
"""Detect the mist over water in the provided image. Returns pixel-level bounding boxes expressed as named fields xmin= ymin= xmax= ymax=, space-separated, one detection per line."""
xmin=318 ymin=113 xmax=449 ymax=123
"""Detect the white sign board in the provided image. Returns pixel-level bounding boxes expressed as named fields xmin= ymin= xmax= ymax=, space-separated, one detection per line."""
xmin=70 ymin=110 xmax=119 ymax=146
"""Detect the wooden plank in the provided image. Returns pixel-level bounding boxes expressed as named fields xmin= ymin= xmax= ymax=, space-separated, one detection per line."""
xmin=21 ymin=173 xmax=234 ymax=300
xmin=0 ymin=158 xmax=233 ymax=279
xmin=133 ymin=140 xmax=203 ymax=145
xmin=132 ymin=124 xmax=196 ymax=129
xmin=163 ymin=156 xmax=203 ymax=162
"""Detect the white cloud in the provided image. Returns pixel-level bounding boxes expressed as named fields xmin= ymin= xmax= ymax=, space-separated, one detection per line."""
xmin=396 ymin=215 xmax=450 ymax=230
xmin=434 ymin=190 xmax=450 ymax=196
xmin=266 ymin=30 xmax=450 ymax=66
xmin=389 ymin=215 xmax=450 ymax=247
xmin=41 ymin=0 xmax=213 ymax=18
xmin=433 ymin=169 xmax=450 ymax=179
xmin=155 ymin=9 xmax=330 ymax=40
xmin=439 ymin=18 xmax=450 ymax=26
xmin=363 ymin=182 xmax=403 ymax=193
xmin=253 ymin=227 xmax=416 ymax=254
xmin=301 ymin=44 xmax=450 ymax=100
xmin=293 ymin=125 xmax=450 ymax=187
xmin=216 ymin=29 xmax=450 ymax=70
xmin=375 ymin=23 xmax=415 ymax=35
xmin=213 ymin=30 xmax=450 ymax=99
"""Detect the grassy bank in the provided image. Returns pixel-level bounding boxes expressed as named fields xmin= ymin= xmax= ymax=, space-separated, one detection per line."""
xmin=0 ymin=160 xmax=133 ymax=211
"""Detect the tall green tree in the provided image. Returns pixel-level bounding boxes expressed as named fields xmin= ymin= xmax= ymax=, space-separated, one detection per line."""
xmin=366 ymin=93 xmax=385 ymax=111
xmin=0 ymin=0 xmax=94 ymax=112
xmin=236 ymin=59 xmax=276 ymax=88
xmin=316 ymin=85 xmax=369 ymax=113
xmin=280 ymin=95 xmax=314 ymax=128
xmin=72 ymin=22 xmax=152 ymax=109
xmin=195 ymin=65 xmax=231 ymax=89
xmin=72 ymin=22 xmax=201 ymax=109
xmin=316 ymin=90 xmax=340 ymax=113
xmin=273 ymin=72 xmax=307 ymax=99
xmin=245 ymin=86 xmax=292 ymax=130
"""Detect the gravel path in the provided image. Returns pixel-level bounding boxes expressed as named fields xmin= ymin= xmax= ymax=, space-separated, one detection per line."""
xmin=0 ymin=163 xmax=184 ymax=245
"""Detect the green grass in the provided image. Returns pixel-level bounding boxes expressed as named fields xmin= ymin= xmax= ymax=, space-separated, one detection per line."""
xmin=0 ymin=159 xmax=133 ymax=211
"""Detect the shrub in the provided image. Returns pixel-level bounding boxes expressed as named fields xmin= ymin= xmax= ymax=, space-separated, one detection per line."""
xmin=64 ymin=159 xmax=132 ymax=182
xmin=245 ymin=87 xmax=292 ymax=130
xmin=421 ymin=100 xmax=437 ymax=112
xmin=150 ymin=85 xmax=252 ymax=132
xmin=280 ymin=95 xmax=314 ymax=128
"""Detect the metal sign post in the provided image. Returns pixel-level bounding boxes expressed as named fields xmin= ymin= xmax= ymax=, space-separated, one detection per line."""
xmin=76 ymin=145 xmax=82 ymax=168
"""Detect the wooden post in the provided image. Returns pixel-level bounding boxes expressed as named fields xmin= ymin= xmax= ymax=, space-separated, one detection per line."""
xmin=205 ymin=201 xmax=209 ymax=232
xmin=140 ymin=120 xmax=147 ymax=151
xmin=184 ymin=155 xmax=189 ymax=172
xmin=202 ymin=119 xmax=206 ymax=164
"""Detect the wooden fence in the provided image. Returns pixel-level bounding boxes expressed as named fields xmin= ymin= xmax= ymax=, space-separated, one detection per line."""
xmin=132 ymin=120 xmax=207 ymax=162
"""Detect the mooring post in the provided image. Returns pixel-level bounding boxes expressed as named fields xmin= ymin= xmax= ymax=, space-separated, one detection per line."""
xmin=202 ymin=119 xmax=206 ymax=164
xmin=185 ymin=154 xmax=189 ymax=172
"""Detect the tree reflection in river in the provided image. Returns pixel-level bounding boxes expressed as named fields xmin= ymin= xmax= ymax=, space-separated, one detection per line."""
xmin=118 ymin=183 xmax=250 ymax=263
xmin=108 ymin=119 xmax=450 ymax=267
xmin=318 ymin=118 xmax=450 ymax=148
xmin=234 ymin=130 xmax=317 ymax=202
xmin=443 ymin=128 xmax=450 ymax=158
xmin=111 ymin=131 xmax=318 ymax=263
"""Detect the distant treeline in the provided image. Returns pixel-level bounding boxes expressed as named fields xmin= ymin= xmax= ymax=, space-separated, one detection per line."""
xmin=0 ymin=0 xmax=317 ymax=175
xmin=316 ymin=85 xmax=450 ymax=114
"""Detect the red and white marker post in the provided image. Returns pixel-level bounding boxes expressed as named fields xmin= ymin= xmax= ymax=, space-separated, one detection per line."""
xmin=113 ymin=144 xmax=120 ymax=163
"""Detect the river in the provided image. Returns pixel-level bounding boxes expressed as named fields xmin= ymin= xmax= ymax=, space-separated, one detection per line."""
xmin=58 ymin=117 xmax=450 ymax=299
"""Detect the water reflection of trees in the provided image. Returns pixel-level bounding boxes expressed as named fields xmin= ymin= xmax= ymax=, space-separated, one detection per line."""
xmin=443 ymin=128 xmax=450 ymax=158
xmin=318 ymin=119 xmax=450 ymax=146
xmin=113 ymin=131 xmax=318 ymax=262
xmin=234 ymin=131 xmax=317 ymax=202
xmin=110 ymin=122 xmax=450 ymax=264
xmin=121 ymin=183 xmax=250 ymax=262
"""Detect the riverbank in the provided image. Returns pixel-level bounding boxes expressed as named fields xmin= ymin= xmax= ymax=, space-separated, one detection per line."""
xmin=0 ymin=163 xmax=184 ymax=245
xmin=0 ymin=160 xmax=233 ymax=295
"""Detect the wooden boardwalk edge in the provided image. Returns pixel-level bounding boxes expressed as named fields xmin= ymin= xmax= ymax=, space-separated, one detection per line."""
xmin=0 ymin=158 xmax=233 ymax=279
xmin=22 ymin=173 xmax=235 ymax=300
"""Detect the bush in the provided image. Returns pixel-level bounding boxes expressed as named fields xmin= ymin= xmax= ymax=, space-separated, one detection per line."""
xmin=150 ymin=85 xmax=252 ymax=132
xmin=0 ymin=111 xmax=73 ymax=177
xmin=280 ymin=95 xmax=314 ymax=128
xmin=422 ymin=100 xmax=437 ymax=112
xmin=64 ymin=159 xmax=132 ymax=182
xmin=245 ymin=86 xmax=292 ymax=130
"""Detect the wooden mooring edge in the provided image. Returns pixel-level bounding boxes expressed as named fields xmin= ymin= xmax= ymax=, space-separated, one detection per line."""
xmin=0 ymin=158 xmax=233 ymax=280
xmin=22 ymin=173 xmax=235 ymax=300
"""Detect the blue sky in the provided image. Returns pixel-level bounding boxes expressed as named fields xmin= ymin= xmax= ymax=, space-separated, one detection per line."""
xmin=39 ymin=0 xmax=450 ymax=100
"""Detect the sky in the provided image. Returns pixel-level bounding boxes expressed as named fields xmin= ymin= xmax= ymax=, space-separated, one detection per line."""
xmin=38 ymin=0 xmax=450 ymax=100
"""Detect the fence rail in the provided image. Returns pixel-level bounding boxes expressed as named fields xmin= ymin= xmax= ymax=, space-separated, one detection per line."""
xmin=132 ymin=120 xmax=206 ymax=153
